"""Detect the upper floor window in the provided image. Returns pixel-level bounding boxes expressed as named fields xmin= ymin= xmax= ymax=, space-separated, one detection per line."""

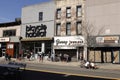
xmin=76 ymin=6 xmax=82 ymax=17
xmin=56 ymin=23 xmax=61 ymax=36
xmin=66 ymin=7 xmax=71 ymax=18
xmin=66 ymin=22 xmax=71 ymax=35
xmin=39 ymin=12 xmax=43 ymax=21
xmin=3 ymin=30 xmax=16 ymax=37
xmin=76 ymin=21 xmax=82 ymax=35
xmin=56 ymin=8 xmax=61 ymax=19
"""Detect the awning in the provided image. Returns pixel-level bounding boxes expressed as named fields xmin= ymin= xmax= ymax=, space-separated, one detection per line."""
xmin=21 ymin=37 xmax=53 ymax=42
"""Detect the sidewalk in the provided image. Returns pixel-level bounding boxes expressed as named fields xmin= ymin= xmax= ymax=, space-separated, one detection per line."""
xmin=0 ymin=57 xmax=120 ymax=70
xmin=15 ymin=58 xmax=120 ymax=70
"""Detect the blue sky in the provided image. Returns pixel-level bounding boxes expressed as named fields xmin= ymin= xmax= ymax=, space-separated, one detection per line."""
xmin=0 ymin=0 xmax=51 ymax=23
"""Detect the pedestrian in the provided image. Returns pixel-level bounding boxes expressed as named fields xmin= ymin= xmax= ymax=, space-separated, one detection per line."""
xmin=84 ymin=61 xmax=90 ymax=69
xmin=30 ymin=51 xmax=34 ymax=60
xmin=8 ymin=54 xmax=11 ymax=61
xmin=38 ymin=52 xmax=44 ymax=62
xmin=59 ymin=53 xmax=62 ymax=61
xmin=27 ymin=53 xmax=31 ymax=61
xmin=5 ymin=53 xmax=8 ymax=61
xmin=51 ymin=53 xmax=55 ymax=62
xmin=41 ymin=52 xmax=44 ymax=62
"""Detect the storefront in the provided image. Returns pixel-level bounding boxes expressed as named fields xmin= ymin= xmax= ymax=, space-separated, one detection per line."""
xmin=21 ymin=37 xmax=53 ymax=59
xmin=89 ymin=35 xmax=120 ymax=63
xmin=0 ymin=37 xmax=20 ymax=58
xmin=53 ymin=36 xmax=84 ymax=61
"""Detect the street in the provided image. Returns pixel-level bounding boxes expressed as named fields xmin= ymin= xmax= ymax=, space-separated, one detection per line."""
xmin=25 ymin=62 xmax=120 ymax=80
xmin=0 ymin=58 xmax=120 ymax=80
xmin=22 ymin=69 xmax=115 ymax=80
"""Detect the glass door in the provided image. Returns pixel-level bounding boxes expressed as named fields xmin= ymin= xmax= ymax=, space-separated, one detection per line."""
xmin=35 ymin=47 xmax=41 ymax=54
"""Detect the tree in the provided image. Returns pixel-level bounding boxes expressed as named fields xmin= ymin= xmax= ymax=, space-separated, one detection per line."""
xmin=82 ymin=21 xmax=105 ymax=60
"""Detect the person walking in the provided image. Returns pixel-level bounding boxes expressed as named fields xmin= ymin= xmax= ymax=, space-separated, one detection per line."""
xmin=38 ymin=52 xmax=44 ymax=62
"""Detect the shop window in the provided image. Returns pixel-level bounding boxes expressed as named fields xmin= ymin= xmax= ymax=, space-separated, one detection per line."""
xmin=56 ymin=8 xmax=61 ymax=19
xmin=56 ymin=23 xmax=61 ymax=36
xmin=76 ymin=6 xmax=82 ymax=17
xmin=66 ymin=22 xmax=71 ymax=35
xmin=76 ymin=21 xmax=82 ymax=35
xmin=66 ymin=7 xmax=71 ymax=18
xmin=3 ymin=29 xmax=16 ymax=37
xmin=39 ymin=12 xmax=43 ymax=21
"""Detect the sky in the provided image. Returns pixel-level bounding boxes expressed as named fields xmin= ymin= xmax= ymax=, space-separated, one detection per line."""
xmin=0 ymin=0 xmax=51 ymax=23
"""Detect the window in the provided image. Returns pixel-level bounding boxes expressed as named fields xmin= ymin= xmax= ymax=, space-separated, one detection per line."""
xmin=76 ymin=6 xmax=82 ymax=17
xmin=76 ymin=22 xmax=82 ymax=35
xmin=66 ymin=7 xmax=71 ymax=18
xmin=3 ymin=30 xmax=16 ymax=37
xmin=56 ymin=23 xmax=61 ymax=36
xmin=66 ymin=22 xmax=71 ymax=35
xmin=56 ymin=8 xmax=61 ymax=19
xmin=39 ymin=12 xmax=43 ymax=21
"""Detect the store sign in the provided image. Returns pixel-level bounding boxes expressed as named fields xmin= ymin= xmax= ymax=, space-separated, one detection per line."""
xmin=54 ymin=36 xmax=84 ymax=46
xmin=26 ymin=24 xmax=47 ymax=37
xmin=96 ymin=36 xmax=119 ymax=44
xmin=0 ymin=37 xmax=9 ymax=42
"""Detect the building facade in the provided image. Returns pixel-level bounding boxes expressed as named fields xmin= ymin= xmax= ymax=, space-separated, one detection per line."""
xmin=21 ymin=1 xmax=55 ymax=58
xmin=0 ymin=18 xmax=21 ymax=58
xmin=85 ymin=0 xmax=120 ymax=63
xmin=54 ymin=0 xmax=85 ymax=61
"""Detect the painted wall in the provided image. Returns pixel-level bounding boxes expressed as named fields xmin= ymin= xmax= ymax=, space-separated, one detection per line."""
xmin=85 ymin=0 xmax=120 ymax=35
xmin=21 ymin=1 xmax=55 ymax=38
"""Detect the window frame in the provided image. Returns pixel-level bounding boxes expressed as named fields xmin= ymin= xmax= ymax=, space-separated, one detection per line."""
xmin=56 ymin=23 xmax=61 ymax=36
xmin=76 ymin=21 xmax=82 ymax=35
xmin=39 ymin=12 xmax=43 ymax=21
xmin=3 ymin=29 xmax=16 ymax=37
xmin=76 ymin=5 xmax=82 ymax=17
xmin=56 ymin=8 xmax=61 ymax=19
xmin=66 ymin=7 xmax=71 ymax=18
xmin=66 ymin=22 xmax=71 ymax=35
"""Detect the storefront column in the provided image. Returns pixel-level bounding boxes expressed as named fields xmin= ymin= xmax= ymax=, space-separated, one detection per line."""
xmin=119 ymin=50 xmax=120 ymax=64
xmin=101 ymin=51 xmax=104 ymax=63
xmin=51 ymin=43 xmax=54 ymax=55
xmin=111 ymin=50 xmax=114 ymax=63
xmin=41 ymin=43 xmax=45 ymax=53
xmin=83 ymin=45 xmax=87 ymax=60
xmin=76 ymin=48 xmax=79 ymax=61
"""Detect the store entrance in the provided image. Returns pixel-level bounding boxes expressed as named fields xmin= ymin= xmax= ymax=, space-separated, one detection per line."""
xmin=2 ymin=48 xmax=6 ymax=56
xmin=35 ymin=47 xmax=41 ymax=54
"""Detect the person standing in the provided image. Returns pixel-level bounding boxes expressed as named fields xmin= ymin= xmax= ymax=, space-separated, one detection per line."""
xmin=38 ymin=52 xmax=44 ymax=62
xmin=51 ymin=53 xmax=55 ymax=62
xmin=5 ymin=53 xmax=8 ymax=61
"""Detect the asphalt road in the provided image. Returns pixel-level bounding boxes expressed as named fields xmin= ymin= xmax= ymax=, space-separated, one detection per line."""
xmin=25 ymin=63 xmax=120 ymax=80
xmin=22 ymin=70 xmax=115 ymax=80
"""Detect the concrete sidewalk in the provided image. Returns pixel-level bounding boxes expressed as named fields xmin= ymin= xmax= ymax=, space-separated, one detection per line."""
xmin=0 ymin=57 xmax=120 ymax=70
xmin=16 ymin=58 xmax=120 ymax=70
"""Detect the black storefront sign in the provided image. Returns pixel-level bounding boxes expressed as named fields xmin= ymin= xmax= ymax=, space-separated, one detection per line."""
xmin=26 ymin=24 xmax=47 ymax=37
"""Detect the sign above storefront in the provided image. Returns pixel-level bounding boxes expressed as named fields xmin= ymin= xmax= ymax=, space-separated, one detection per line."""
xmin=0 ymin=37 xmax=10 ymax=42
xmin=54 ymin=36 xmax=84 ymax=47
xmin=96 ymin=36 xmax=119 ymax=44
xmin=26 ymin=24 xmax=47 ymax=37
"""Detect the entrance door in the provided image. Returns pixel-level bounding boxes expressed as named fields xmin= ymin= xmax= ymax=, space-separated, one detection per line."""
xmin=35 ymin=47 xmax=41 ymax=54
xmin=2 ymin=48 xmax=6 ymax=56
